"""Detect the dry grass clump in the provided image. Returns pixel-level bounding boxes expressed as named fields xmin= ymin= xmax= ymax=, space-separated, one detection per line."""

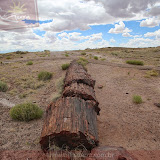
xmin=133 ymin=95 xmax=143 ymax=104
xmin=0 ymin=81 xmax=8 ymax=92
xmin=38 ymin=71 xmax=53 ymax=81
xmin=126 ymin=60 xmax=144 ymax=66
xmin=62 ymin=63 xmax=70 ymax=70
xmin=10 ymin=102 xmax=43 ymax=121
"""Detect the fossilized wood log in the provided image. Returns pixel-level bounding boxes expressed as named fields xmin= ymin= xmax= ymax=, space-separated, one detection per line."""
xmin=40 ymin=97 xmax=98 ymax=152
xmin=62 ymin=82 xmax=100 ymax=115
xmin=64 ymin=61 xmax=95 ymax=88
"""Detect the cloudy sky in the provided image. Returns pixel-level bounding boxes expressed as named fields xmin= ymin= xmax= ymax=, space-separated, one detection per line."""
xmin=0 ymin=0 xmax=160 ymax=53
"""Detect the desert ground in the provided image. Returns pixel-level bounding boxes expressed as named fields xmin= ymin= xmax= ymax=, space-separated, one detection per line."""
xmin=0 ymin=47 xmax=160 ymax=159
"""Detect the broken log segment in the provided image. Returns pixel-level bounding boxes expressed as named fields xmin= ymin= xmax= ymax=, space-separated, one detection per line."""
xmin=62 ymin=82 xmax=100 ymax=115
xmin=40 ymin=97 xmax=98 ymax=152
xmin=64 ymin=60 xmax=95 ymax=88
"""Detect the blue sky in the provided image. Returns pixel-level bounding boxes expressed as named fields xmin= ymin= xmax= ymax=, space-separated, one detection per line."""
xmin=0 ymin=0 xmax=160 ymax=53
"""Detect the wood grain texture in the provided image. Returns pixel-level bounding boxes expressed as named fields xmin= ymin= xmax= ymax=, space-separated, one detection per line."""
xmin=63 ymin=82 xmax=100 ymax=115
xmin=40 ymin=97 xmax=98 ymax=152
xmin=64 ymin=60 xmax=95 ymax=88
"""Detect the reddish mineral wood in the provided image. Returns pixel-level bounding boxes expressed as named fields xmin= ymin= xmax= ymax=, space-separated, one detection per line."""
xmin=85 ymin=146 xmax=138 ymax=160
xmin=62 ymin=82 xmax=100 ymax=115
xmin=64 ymin=60 xmax=95 ymax=88
xmin=40 ymin=97 xmax=98 ymax=152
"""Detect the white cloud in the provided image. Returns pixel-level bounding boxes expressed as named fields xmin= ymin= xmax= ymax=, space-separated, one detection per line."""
xmin=85 ymin=0 xmax=157 ymax=18
xmin=38 ymin=0 xmax=112 ymax=32
xmin=37 ymin=0 xmax=160 ymax=33
xmin=122 ymin=32 xmax=132 ymax=37
xmin=144 ymin=29 xmax=160 ymax=38
xmin=0 ymin=30 xmax=106 ymax=53
xmin=1 ymin=0 xmax=160 ymax=53
xmin=108 ymin=21 xmax=132 ymax=34
xmin=110 ymin=38 xmax=116 ymax=43
xmin=140 ymin=17 xmax=160 ymax=28
xmin=120 ymin=37 xmax=160 ymax=48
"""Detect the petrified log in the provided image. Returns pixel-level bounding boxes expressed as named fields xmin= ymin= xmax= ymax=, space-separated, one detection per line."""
xmin=63 ymin=82 xmax=100 ymax=115
xmin=64 ymin=60 xmax=95 ymax=88
xmin=40 ymin=97 xmax=98 ymax=152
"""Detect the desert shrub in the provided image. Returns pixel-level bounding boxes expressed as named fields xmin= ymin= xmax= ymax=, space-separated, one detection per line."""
xmin=19 ymin=93 xmax=27 ymax=99
xmin=10 ymin=103 xmax=43 ymax=121
xmin=94 ymin=56 xmax=98 ymax=60
xmin=111 ymin=52 xmax=118 ymax=56
xmin=61 ymin=63 xmax=70 ymax=70
xmin=23 ymin=80 xmax=44 ymax=89
xmin=146 ymin=70 xmax=159 ymax=77
xmin=38 ymin=71 xmax=52 ymax=81
xmin=101 ymin=58 xmax=106 ymax=61
xmin=81 ymin=52 xmax=86 ymax=55
xmin=65 ymin=53 xmax=69 ymax=57
xmin=44 ymin=50 xmax=50 ymax=54
xmin=16 ymin=51 xmax=27 ymax=54
xmin=6 ymin=56 xmax=11 ymax=59
xmin=126 ymin=60 xmax=144 ymax=66
xmin=0 ymin=81 xmax=8 ymax=92
xmin=133 ymin=95 xmax=142 ymax=104
xmin=77 ymin=57 xmax=89 ymax=67
xmin=26 ymin=61 xmax=33 ymax=65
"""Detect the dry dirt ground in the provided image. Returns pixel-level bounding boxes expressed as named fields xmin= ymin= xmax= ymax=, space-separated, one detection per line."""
xmin=0 ymin=48 xmax=160 ymax=159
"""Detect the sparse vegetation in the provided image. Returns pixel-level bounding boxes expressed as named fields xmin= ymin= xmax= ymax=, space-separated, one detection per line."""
xmin=126 ymin=60 xmax=144 ymax=66
xmin=19 ymin=93 xmax=27 ymax=99
xmin=146 ymin=70 xmax=159 ymax=77
xmin=44 ymin=50 xmax=50 ymax=54
xmin=52 ymin=93 xmax=61 ymax=102
xmin=10 ymin=102 xmax=43 ymax=121
xmin=16 ymin=51 xmax=28 ymax=54
xmin=0 ymin=81 xmax=8 ymax=92
xmin=111 ymin=52 xmax=118 ymax=56
xmin=6 ymin=56 xmax=11 ymax=59
xmin=8 ymin=89 xmax=17 ymax=96
xmin=61 ymin=63 xmax=70 ymax=70
xmin=55 ymin=77 xmax=64 ymax=94
xmin=65 ymin=53 xmax=69 ymax=57
xmin=101 ymin=58 xmax=106 ymax=61
xmin=26 ymin=61 xmax=33 ymax=65
xmin=133 ymin=95 xmax=143 ymax=104
xmin=81 ymin=52 xmax=86 ymax=55
xmin=23 ymin=80 xmax=44 ymax=90
xmin=94 ymin=56 xmax=98 ymax=60
xmin=77 ymin=57 xmax=89 ymax=68
xmin=38 ymin=71 xmax=53 ymax=81
xmin=51 ymin=77 xmax=64 ymax=102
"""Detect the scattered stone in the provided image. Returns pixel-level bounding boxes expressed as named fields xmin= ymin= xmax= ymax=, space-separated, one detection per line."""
xmin=98 ymin=85 xmax=103 ymax=89
xmin=154 ymin=103 xmax=160 ymax=108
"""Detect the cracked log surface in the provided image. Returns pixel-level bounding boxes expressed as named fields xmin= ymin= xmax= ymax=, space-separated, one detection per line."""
xmin=40 ymin=60 xmax=99 ymax=152
xmin=40 ymin=97 xmax=98 ymax=151
xmin=64 ymin=61 xmax=95 ymax=88
xmin=63 ymin=82 xmax=100 ymax=115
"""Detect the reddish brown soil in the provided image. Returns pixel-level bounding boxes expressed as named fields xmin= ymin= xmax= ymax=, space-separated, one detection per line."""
xmin=0 ymin=51 xmax=160 ymax=159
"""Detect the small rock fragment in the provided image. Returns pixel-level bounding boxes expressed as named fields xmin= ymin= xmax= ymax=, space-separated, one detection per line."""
xmin=98 ymin=85 xmax=103 ymax=89
xmin=154 ymin=103 xmax=160 ymax=108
